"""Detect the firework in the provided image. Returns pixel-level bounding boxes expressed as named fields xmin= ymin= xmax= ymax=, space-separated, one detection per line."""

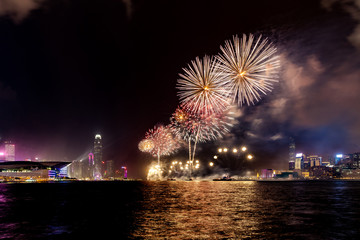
xmin=144 ymin=124 xmax=180 ymax=165
xmin=138 ymin=139 xmax=154 ymax=152
xmin=177 ymin=56 xmax=231 ymax=115
xmin=217 ymin=34 xmax=280 ymax=106
xmin=170 ymin=106 xmax=233 ymax=143
xmin=173 ymin=107 xmax=189 ymax=123
xmin=147 ymin=164 xmax=162 ymax=180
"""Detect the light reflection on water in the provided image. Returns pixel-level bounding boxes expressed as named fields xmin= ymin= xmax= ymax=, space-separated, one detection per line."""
xmin=131 ymin=181 xmax=360 ymax=239
xmin=0 ymin=181 xmax=359 ymax=239
xmin=133 ymin=181 xmax=259 ymax=239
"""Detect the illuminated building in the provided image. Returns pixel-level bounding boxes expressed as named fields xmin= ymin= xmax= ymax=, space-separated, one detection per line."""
xmin=0 ymin=152 xmax=5 ymax=161
xmin=0 ymin=161 xmax=71 ymax=179
xmin=303 ymin=157 xmax=310 ymax=170
xmin=321 ymin=157 xmax=331 ymax=166
xmin=308 ymin=155 xmax=322 ymax=167
xmin=122 ymin=166 xmax=127 ymax=179
xmin=86 ymin=152 xmax=95 ymax=179
xmin=68 ymin=160 xmax=83 ymax=179
xmin=335 ymin=154 xmax=343 ymax=165
xmin=295 ymin=153 xmax=305 ymax=170
xmin=348 ymin=152 xmax=360 ymax=168
xmin=288 ymin=138 xmax=295 ymax=170
xmin=274 ymin=171 xmax=299 ymax=179
xmin=93 ymin=134 xmax=103 ymax=180
xmin=4 ymin=141 xmax=15 ymax=161
xmin=106 ymin=160 xmax=114 ymax=178
xmin=261 ymin=169 xmax=273 ymax=179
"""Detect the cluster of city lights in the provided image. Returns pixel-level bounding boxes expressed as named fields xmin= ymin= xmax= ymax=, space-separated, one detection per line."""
xmin=147 ymin=165 xmax=163 ymax=180
xmin=209 ymin=146 xmax=254 ymax=167
xmin=169 ymin=160 xmax=201 ymax=173
xmin=217 ymin=146 xmax=247 ymax=153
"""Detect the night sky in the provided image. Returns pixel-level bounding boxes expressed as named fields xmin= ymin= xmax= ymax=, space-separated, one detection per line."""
xmin=0 ymin=0 xmax=359 ymax=178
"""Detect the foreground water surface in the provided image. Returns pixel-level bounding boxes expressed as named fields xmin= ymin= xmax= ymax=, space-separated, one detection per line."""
xmin=0 ymin=181 xmax=359 ymax=239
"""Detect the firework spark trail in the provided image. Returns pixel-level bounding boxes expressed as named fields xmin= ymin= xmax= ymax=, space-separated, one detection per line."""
xmin=217 ymin=34 xmax=280 ymax=106
xmin=177 ymin=56 xmax=231 ymax=116
xmin=139 ymin=125 xmax=180 ymax=179
xmin=170 ymin=106 xmax=233 ymax=178
xmin=144 ymin=125 xmax=180 ymax=165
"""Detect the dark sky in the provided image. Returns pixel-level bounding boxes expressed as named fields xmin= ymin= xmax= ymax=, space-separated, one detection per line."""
xmin=0 ymin=0 xmax=359 ymax=178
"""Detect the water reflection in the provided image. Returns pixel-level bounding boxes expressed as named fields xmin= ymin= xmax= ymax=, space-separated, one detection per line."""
xmin=132 ymin=181 xmax=260 ymax=239
xmin=131 ymin=181 xmax=360 ymax=239
xmin=0 ymin=181 xmax=359 ymax=239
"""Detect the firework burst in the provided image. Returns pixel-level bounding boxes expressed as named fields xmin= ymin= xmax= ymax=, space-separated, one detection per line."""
xmin=170 ymin=106 xmax=233 ymax=143
xmin=217 ymin=34 xmax=280 ymax=106
xmin=177 ymin=56 xmax=231 ymax=115
xmin=138 ymin=139 xmax=154 ymax=152
xmin=144 ymin=124 xmax=180 ymax=165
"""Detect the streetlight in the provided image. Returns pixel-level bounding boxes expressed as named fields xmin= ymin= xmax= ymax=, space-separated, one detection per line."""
xmin=233 ymin=148 xmax=238 ymax=153
xmin=218 ymin=148 xmax=223 ymax=153
xmin=247 ymin=154 xmax=253 ymax=160
xmin=213 ymin=155 xmax=218 ymax=159
xmin=209 ymin=162 xmax=214 ymax=167
xmin=223 ymin=148 xmax=228 ymax=153
xmin=241 ymin=146 xmax=247 ymax=152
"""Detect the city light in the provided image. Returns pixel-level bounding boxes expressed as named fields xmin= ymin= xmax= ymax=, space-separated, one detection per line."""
xmin=296 ymin=153 xmax=303 ymax=157
xmin=241 ymin=146 xmax=247 ymax=152
xmin=218 ymin=148 xmax=222 ymax=153
xmin=233 ymin=148 xmax=238 ymax=153
xmin=209 ymin=162 xmax=214 ymax=167
xmin=247 ymin=154 xmax=253 ymax=160
xmin=213 ymin=155 xmax=218 ymax=159
xmin=336 ymin=154 xmax=343 ymax=158
xmin=223 ymin=148 xmax=228 ymax=152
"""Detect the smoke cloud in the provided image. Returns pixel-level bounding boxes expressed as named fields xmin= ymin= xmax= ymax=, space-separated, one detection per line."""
xmin=322 ymin=0 xmax=360 ymax=50
xmin=0 ymin=0 xmax=44 ymax=23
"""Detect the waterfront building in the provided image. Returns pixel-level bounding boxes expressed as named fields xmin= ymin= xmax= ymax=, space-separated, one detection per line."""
xmin=289 ymin=138 xmax=295 ymax=170
xmin=4 ymin=141 xmax=15 ymax=161
xmin=85 ymin=152 xmax=95 ymax=179
xmin=93 ymin=134 xmax=103 ymax=180
xmin=321 ymin=157 xmax=331 ymax=166
xmin=335 ymin=154 xmax=343 ymax=165
xmin=295 ymin=153 xmax=305 ymax=170
xmin=308 ymin=155 xmax=322 ymax=167
xmin=274 ymin=171 xmax=299 ymax=179
xmin=0 ymin=161 xmax=71 ymax=180
xmin=105 ymin=160 xmax=115 ymax=178
xmin=68 ymin=160 xmax=82 ymax=179
xmin=261 ymin=169 xmax=273 ymax=179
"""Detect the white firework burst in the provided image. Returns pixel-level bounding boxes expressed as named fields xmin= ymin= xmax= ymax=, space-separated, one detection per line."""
xmin=217 ymin=34 xmax=280 ymax=106
xmin=177 ymin=55 xmax=231 ymax=116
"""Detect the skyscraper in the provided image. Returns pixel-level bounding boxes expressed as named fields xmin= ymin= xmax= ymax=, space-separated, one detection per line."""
xmin=295 ymin=153 xmax=305 ymax=170
xmin=87 ymin=152 xmax=95 ymax=179
xmin=106 ymin=160 xmax=115 ymax=178
xmin=93 ymin=134 xmax=103 ymax=180
xmin=289 ymin=137 xmax=295 ymax=170
xmin=4 ymin=141 xmax=15 ymax=161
